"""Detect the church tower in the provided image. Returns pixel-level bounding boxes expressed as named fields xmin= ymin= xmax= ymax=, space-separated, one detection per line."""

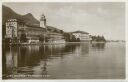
xmin=40 ymin=14 xmax=46 ymax=28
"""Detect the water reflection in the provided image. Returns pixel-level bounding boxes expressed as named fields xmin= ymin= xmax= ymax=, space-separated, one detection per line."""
xmin=3 ymin=43 xmax=108 ymax=79
xmin=91 ymin=43 xmax=106 ymax=50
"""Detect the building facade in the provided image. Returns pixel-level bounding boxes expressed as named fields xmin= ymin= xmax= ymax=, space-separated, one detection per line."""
xmin=18 ymin=24 xmax=46 ymax=43
xmin=5 ymin=19 xmax=18 ymax=38
xmin=72 ymin=31 xmax=92 ymax=42
xmin=5 ymin=19 xmax=46 ymax=43
xmin=47 ymin=33 xmax=65 ymax=43
xmin=5 ymin=14 xmax=65 ymax=44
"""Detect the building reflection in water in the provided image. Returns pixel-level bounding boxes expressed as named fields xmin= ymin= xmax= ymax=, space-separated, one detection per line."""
xmin=2 ymin=45 xmax=19 ymax=79
xmin=3 ymin=43 xmax=90 ymax=79
xmin=91 ymin=43 xmax=106 ymax=50
xmin=70 ymin=43 xmax=89 ymax=56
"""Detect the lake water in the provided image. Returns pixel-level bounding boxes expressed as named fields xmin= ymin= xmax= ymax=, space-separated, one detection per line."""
xmin=2 ymin=42 xmax=125 ymax=79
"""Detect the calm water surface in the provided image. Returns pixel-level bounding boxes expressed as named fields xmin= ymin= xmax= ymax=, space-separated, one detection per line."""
xmin=2 ymin=42 xmax=125 ymax=79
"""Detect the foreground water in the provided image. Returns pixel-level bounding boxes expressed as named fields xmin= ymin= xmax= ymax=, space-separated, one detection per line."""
xmin=2 ymin=42 xmax=125 ymax=79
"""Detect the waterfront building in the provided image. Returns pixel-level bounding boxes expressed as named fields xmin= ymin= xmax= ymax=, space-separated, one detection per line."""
xmin=18 ymin=24 xmax=46 ymax=43
xmin=5 ymin=14 xmax=65 ymax=44
xmin=5 ymin=19 xmax=18 ymax=38
xmin=72 ymin=31 xmax=92 ymax=42
xmin=5 ymin=19 xmax=46 ymax=43
xmin=5 ymin=14 xmax=48 ymax=44
xmin=47 ymin=32 xmax=65 ymax=43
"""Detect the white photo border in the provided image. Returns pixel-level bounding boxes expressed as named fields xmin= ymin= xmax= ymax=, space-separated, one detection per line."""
xmin=0 ymin=0 xmax=127 ymax=82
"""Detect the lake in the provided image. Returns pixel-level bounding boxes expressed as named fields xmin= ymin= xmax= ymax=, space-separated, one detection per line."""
xmin=2 ymin=42 xmax=125 ymax=79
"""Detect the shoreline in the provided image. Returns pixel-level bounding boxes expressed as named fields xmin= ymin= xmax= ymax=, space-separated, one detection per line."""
xmin=2 ymin=41 xmax=108 ymax=46
xmin=2 ymin=41 xmax=125 ymax=46
xmin=3 ymin=41 xmax=126 ymax=46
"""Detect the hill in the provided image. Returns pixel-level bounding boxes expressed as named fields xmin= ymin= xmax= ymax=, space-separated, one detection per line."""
xmin=2 ymin=5 xmax=39 ymax=26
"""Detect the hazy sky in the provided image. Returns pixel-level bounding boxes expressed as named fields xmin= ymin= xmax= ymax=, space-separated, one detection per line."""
xmin=3 ymin=2 xmax=125 ymax=40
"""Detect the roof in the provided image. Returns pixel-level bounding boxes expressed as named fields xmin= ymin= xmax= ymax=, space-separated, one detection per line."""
xmin=19 ymin=24 xmax=47 ymax=32
xmin=48 ymin=32 xmax=63 ymax=35
xmin=72 ymin=31 xmax=89 ymax=34
xmin=7 ymin=19 xmax=17 ymax=22
xmin=26 ymin=25 xmax=45 ymax=29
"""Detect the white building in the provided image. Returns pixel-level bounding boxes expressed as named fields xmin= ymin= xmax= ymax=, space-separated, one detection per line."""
xmin=5 ymin=19 xmax=18 ymax=38
xmin=72 ymin=31 xmax=92 ymax=41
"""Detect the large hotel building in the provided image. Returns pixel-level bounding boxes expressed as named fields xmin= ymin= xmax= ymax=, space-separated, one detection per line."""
xmin=5 ymin=14 xmax=65 ymax=44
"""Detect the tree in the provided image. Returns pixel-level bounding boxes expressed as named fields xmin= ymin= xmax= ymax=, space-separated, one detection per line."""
xmin=39 ymin=36 xmax=44 ymax=42
xmin=71 ymin=35 xmax=77 ymax=42
xmin=60 ymin=30 xmax=64 ymax=34
xmin=39 ymin=35 xmax=49 ymax=42
xmin=20 ymin=33 xmax=27 ymax=42
xmin=76 ymin=38 xmax=80 ymax=42
xmin=63 ymin=33 xmax=71 ymax=42
xmin=91 ymin=35 xmax=106 ymax=42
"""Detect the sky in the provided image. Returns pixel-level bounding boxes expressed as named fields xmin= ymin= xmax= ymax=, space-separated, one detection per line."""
xmin=3 ymin=2 xmax=125 ymax=40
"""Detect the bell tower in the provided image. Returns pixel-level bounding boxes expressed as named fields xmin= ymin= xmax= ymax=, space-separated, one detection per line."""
xmin=40 ymin=14 xmax=46 ymax=28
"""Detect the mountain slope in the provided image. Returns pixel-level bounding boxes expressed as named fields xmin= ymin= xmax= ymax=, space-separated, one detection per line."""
xmin=22 ymin=13 xmax=39 ymax=26
xmin=2 ymin=5 xmax=21 ymax=25
xmin=2 ymin=5 xmax=39 ymax=26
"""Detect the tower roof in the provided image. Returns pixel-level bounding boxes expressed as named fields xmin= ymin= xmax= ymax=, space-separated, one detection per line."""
xmin=41 ymin=14 xmax=45 ymax=17
xmin=40 ymin=14 xmax=46 ymax=21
